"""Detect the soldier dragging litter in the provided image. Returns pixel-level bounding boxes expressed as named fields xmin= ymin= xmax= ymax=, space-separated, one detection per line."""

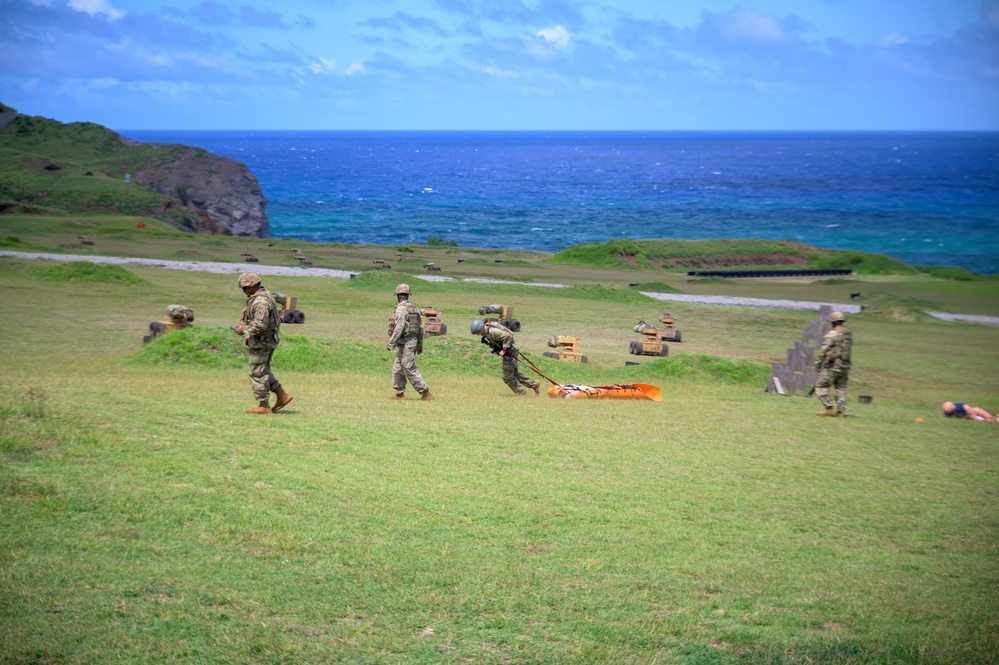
xmin=387 ymin=283 xmax=433 ymax=400
xmin=232 ymin=272 xmax=293 ymax=414
xmin=471 ymin=319 xmax=540 ymax=396
xmin=814 ymin=310 xmax=851 ymax=417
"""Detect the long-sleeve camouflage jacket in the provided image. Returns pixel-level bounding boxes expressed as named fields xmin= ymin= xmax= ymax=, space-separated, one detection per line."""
xmin=240 ymin=289 xmax=281 ymax=351
xmin=817 ymin=326 xmax=852 ymax=370
xmin=388 ymin=300 xmax=423 ymax=347
xmin=481 ymin=322 xmax=517 ymax=355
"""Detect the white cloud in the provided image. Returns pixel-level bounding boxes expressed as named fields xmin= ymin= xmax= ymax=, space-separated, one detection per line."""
xmin=345 ymin=59 xmax=367 ymax=76
xmin=536 ymin=25 xmax=571 ymax=49
xmin=309 ymin=57 xmax=336 ymax=74
xmin=67 ymin=0 xmax=125 ymax=20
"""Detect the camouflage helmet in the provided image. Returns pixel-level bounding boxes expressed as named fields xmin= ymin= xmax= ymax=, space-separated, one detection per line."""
xmin=238 ymin=272 xmax=261 ymax=289
xmin=395 ymin=283 xmax=411 ymax=296
xmin=829 ymin=311 xmax=846 ymax=323
xmin=470 ymin=319 xmax=485 ymax=334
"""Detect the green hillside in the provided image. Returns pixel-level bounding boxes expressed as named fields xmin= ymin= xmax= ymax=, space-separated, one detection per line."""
xmin=549 ymin=238 xmax=931 ymax=276
xmin=0 ymin=105 xmax=162 ymax=209
xmin=0 ymin=103 xmax=225 ymax=231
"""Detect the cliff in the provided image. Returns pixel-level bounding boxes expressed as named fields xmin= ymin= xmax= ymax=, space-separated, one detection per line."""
xmin=131 ymin=144 xmax=269 ymax=237
xmin=0 ymin=103 xmax=270 ymax=238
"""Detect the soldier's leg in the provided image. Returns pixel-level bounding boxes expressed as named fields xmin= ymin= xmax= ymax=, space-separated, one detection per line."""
xmin=248 ymin=361 xmax=272 ymax=402
xmin=260 ymin=350 xmax=280 ymax=393
xmin=834 ymin=371 xmax=849 ymax=414
xmin=502 ymin=356 xmax=526 ymax=394
xmin=814 ymin=369 xmax=834 ymax=409
xmin=392 ymin=345 xmax=407 ymax=396
xmin=513 ymin=366 xmax=540 ymax=392
xmin=401 ymin=338 xmax=429 ymax=394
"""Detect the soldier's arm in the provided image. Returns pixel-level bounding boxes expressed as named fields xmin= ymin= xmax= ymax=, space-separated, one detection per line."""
xmin=481 ymin=332 xmax=502 ymax=354
xmin=500 ymin=330 xmax=515 ymax=352
xmin=815 ymin=332 xmax=834 ymax=366
xmin=243 ymin=302 xmax=270 ymax=336
xmin=387 ymin=306 xmax=406 ymax=347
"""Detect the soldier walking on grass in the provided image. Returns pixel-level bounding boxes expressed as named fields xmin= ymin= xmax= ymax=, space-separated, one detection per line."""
xmin=232 ymin=272 xmax=293 ymax=414
xmin=387 ymin=283 xmax=433 ymax=400
xmin=815 ymin=310 xmax=851 ymax=417
xmin=471 ymin=319 xmax=540 ymax=396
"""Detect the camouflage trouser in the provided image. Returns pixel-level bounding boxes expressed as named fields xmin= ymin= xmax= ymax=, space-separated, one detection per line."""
xmin=248 ymin=347 xmax=280 ymax=401
xmin=502 ymin=353 xmax=539 ymax=395
xmin=393 ymin=337 xmax=429 ymax=396
xmin=815 ymin=367 xmax=849 ymax=413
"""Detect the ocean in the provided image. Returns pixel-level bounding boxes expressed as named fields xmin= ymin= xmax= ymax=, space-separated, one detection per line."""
xmin=120 ymin=130 xmax=999 ymax=275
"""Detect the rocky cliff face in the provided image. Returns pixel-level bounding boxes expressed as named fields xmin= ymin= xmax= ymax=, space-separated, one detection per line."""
xmin=131 ymin=145 xmax=270 ymax=238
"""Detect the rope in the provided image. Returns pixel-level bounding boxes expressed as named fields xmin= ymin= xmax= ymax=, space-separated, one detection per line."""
xmin=515 ymin=350 xmax=563 ymax=388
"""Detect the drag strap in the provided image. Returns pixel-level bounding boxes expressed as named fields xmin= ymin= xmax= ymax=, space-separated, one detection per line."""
xmin=517 ymin=350 xmax=563 ymax=388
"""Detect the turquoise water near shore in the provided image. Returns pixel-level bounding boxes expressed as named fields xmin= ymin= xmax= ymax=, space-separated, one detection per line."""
xmin=122 ymin=130 xmax=999 ymax=274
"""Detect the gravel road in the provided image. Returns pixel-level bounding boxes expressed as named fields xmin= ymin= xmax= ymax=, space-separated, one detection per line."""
xmin=4 ymin=250 xmax=996 ymax=325
xmin=0 ymin=250 xmax=356 ymax=279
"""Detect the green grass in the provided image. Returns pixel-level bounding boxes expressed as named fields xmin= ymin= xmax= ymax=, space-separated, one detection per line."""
xmin=1 ymin=225 xmax=998 ymax=664
xmin=27 ymin=260 xmax=148 ymax=285
xmin=549 ymin=239 xmax=935 ymax=276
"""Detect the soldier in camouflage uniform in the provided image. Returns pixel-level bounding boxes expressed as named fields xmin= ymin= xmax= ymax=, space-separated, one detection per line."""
xmin=232 ymin=272 xmax=293 ymax=414
xmin=815 ymin=310 xmax=851 ymax=417
xmin=471 ymin=319 xmax=540 ymax=396
xmin=387 ymin=284 xmax=433 ymax=400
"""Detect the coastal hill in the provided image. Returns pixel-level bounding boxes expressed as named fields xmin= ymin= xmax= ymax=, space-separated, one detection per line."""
xmin=0 ymin=103 xmax=269 ymax=238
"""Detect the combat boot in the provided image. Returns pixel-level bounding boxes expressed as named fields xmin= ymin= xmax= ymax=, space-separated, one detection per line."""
xmin=246 ymin=400 xmax=272 ymax=415
xmin=533 ymin=383 xmax=541 ymax=396
xmin=272 ymin=386 xmax=293 ymax=412
xmin=816 ymin=407 xmax=836 ymax=417
xmin=835 ymin=411 xmax=846 ymax=418
xmin=420 ymin=390 xmax=435 ymax=401
xmin=388 ymin=393 xmax=405 ymax=400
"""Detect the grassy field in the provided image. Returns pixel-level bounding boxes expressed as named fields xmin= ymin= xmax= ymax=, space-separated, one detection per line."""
xmin=1 ymin=219 xmax=997 ymax=664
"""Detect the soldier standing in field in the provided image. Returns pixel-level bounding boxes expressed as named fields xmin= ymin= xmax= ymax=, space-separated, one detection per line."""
xmin=387 ymin=283 xmax=433 ymax=400
xmin=232 ymin=272 xmax=293 ymax=414
xmin=471 ymin=319 xmax=540 ymax=396
xmin=815 ymin=310 xmax=852 ymax=417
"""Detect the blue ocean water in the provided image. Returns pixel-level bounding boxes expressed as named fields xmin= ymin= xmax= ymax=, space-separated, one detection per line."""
xmin=121 ymin=130 xmax=999 ymax=274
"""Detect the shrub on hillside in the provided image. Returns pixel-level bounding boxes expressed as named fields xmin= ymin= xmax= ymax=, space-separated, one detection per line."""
xmin=29 ymin=261 xmax=146 ymax=285
xmin=812 ymin=250 xmax=917 ymax=275
xmin=639 ymin=354 xmax=769 ymax=384
xmin=918 ymin=265 xmax=983 ymax=281
xmin=629 ymin=282 xmax=682 ymax=293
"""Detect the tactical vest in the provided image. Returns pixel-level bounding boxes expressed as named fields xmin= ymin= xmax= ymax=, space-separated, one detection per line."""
xmin=483 ymin=322 xmax=513 ymax=349
xmin=242 ymin=290 xmax=280 ymax=336
xmin=826 ymin=327 xmax=852 ymax=367
xmin=401 ymin=302 xmax=422 ymax=337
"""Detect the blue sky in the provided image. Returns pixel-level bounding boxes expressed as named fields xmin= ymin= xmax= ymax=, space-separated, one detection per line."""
xmin=1 ymin=0 xmax=997 ymax=130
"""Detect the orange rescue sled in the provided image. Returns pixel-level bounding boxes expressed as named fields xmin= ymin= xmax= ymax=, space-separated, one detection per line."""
xmin=547 ymin=383 xmax=662 ymax=401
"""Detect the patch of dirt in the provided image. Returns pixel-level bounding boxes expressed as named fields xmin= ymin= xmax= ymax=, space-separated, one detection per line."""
xmin=523 ymin=545 xmax=554 ymax=554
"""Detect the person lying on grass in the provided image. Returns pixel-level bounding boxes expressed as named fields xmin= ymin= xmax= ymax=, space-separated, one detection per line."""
xmin=942 ymin=401 xmax=996 ymax=422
